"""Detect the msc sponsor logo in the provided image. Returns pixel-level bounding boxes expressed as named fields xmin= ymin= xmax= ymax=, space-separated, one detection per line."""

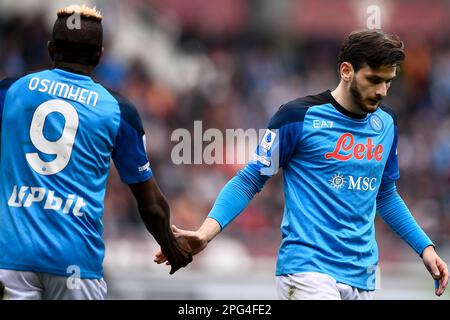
xmin=325 ymin=132 xmax=383 ymax=162
xmin=8 ymin=185 xmax=86 ymax=217
xmin=329 ymin=173 xmax=346 ymax=190
xmin=329 ymin=174 xmax=377 ymax=191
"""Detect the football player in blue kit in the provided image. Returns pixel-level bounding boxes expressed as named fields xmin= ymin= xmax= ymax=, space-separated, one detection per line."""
xmin=0 ymin=5 xmax=191 ymax=299
xmin=155 ymin=30 xmax=448 ymax=299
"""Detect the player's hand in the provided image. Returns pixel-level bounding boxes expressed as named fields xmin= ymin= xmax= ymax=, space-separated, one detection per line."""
xmin=154 ymin=225 xmax=208 ymax=265
xmin=422 ymin=245 xmax=449 ymax=296
xmin=162 ymin=233 xmax=193 ymax=275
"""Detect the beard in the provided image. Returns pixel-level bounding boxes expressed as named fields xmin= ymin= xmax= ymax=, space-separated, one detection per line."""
xmin=350 ymin=79 xmax=382 ymax=114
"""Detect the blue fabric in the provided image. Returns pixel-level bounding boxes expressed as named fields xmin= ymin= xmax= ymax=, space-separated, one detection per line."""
xmin=208 ymin=90 xmax=431 ymax=290
xmin=376 ymin=180 xmax=432 ymax=255
xmin=0 ymin=69 xmax=151 ymax=278
xmin=109 ymin=90 xmax=153 ymax=184
xmin=208 ymin=165 xmax=269 ymax=229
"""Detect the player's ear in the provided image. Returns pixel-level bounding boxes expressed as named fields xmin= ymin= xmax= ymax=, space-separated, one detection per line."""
xmin=340 ymin=62 xmax=353 ymax=82
xmin=48 ymin=41 xmax=55 ymax=61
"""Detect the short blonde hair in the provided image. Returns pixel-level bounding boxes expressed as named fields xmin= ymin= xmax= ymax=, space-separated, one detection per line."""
xmin=57 ymin=4 xmax=102 ymax=21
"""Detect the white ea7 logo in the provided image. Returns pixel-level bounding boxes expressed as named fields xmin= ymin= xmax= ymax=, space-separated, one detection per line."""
xmin=313 ymin=120 xmax=334 ymax=129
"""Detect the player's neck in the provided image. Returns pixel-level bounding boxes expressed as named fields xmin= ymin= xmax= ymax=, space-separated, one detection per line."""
xmin=330 ymin=83 xmax=366 ymax=116
xmin=53 ymin=62 xmax=95 ymax=77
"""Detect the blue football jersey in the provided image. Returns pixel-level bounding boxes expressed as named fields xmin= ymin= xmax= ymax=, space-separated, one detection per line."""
xmin=248 ymin=90 xmax=400 ymax=290
xmin=0 ymin=68 xmax=152 ymax=279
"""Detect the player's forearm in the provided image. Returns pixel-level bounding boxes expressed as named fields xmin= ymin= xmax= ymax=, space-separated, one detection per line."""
xmin=376 ymin=180 xmax=433 ymax=255
xmin=138 ymin=199 xmax=177 ymax=252
xmin=140 ymin=200 xmax=192 ymax=273
xmin=208 ymin=165 xmax=269 ymax=229
xmin=130 ymin=179 xmax=181 ymax=256
xmin=197 ymin=217 xmax=222 ymax=243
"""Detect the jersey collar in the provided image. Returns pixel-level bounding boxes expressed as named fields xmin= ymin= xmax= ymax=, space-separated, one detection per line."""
xmin=324 ymin=90 xmax=368 ymax=120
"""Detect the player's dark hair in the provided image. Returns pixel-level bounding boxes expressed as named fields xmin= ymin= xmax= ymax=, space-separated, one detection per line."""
xmin=339 ymin=30 xmax=405 ymax=72
xmin=50 ymin=8 xmax=103 ymax=66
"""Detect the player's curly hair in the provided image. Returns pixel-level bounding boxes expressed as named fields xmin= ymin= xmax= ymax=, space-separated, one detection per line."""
xmin=339 ymin=30 xmax=405 ymax=72
xmin=50 ymin=5 xmax=103 ymax=66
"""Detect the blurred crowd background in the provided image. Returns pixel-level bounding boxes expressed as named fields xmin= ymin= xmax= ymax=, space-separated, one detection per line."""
xmin=1 ymin=0 xmax=449 ymax=299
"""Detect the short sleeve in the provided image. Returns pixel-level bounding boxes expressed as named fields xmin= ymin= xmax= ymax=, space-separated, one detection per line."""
xmin=248 ymin=103 xmax=307 ymax=176
xmin=111 ymin=95 xmax=152 ymax=184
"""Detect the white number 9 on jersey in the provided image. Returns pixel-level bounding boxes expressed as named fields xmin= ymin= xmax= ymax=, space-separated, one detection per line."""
xmin=26 ymin=99 xmax=79 ymax=175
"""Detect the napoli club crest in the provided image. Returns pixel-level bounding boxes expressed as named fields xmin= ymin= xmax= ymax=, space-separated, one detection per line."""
xmin=369 ymin=114 xmax=384 ymax=132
